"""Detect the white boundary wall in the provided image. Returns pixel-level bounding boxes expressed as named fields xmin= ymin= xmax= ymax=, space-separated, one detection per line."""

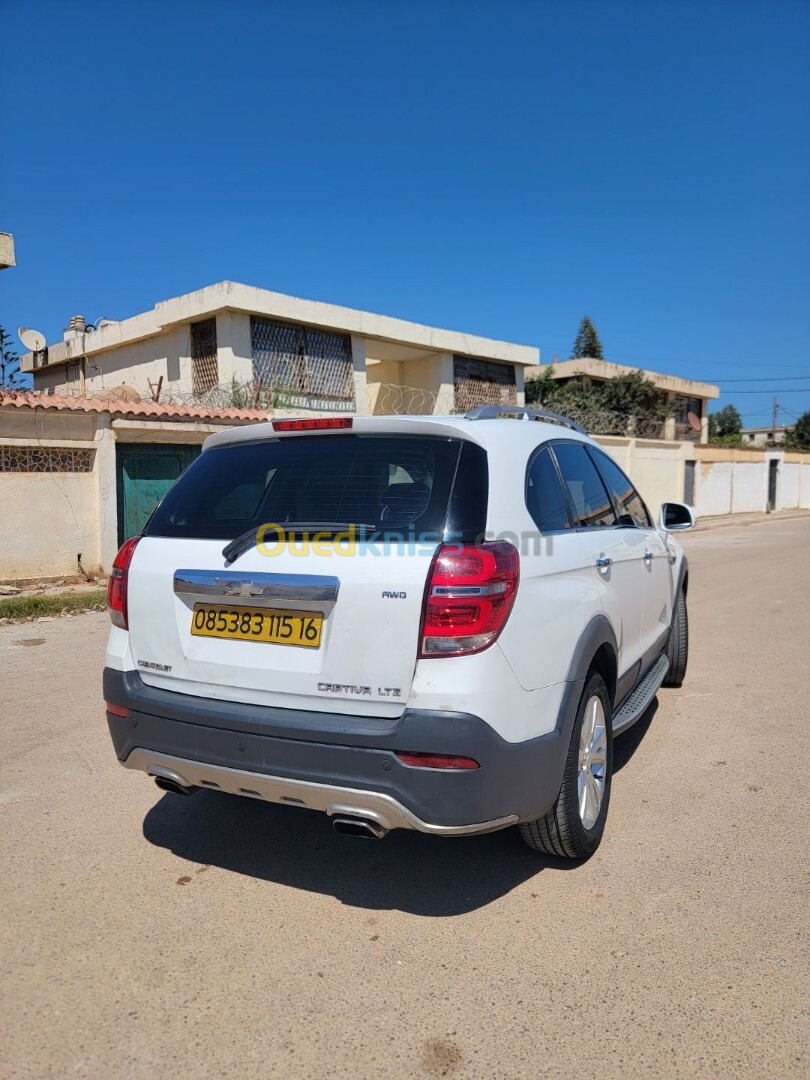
xmin=2 ymin=411 xmax=809 ymax=581
xmin=593 ymin=438 xmax=810 ymax=519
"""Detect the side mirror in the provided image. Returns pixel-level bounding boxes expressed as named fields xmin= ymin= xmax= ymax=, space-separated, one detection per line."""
xmin=659 ymin=502 xmax=695 ymax=531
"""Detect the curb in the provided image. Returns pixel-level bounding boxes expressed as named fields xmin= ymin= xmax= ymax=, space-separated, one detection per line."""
xmin=694 ymin=510 xmax=810 ymax=532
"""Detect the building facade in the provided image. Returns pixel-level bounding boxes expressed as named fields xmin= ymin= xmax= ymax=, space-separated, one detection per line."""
xmin=741 ymin=425 xmax=792 ymax=447
xmin=526 ymin=357 xmax=719 ymax=443
xmin=20 ymin=282 xmax=538 ymax=417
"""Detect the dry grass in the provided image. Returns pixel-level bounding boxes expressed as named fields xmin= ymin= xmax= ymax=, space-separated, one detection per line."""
xmin=0 ymin=589 xmax=107 ymax=622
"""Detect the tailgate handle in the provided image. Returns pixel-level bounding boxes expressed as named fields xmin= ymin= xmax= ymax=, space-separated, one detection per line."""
xmin=173 ymin=570 xmax=339 ymax=604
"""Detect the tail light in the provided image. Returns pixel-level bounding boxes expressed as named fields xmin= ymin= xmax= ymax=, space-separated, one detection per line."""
xmin=107 ymin=536 xmax=141 ymax=629
xmin=419 ymin=541 xmax=519 ymax=657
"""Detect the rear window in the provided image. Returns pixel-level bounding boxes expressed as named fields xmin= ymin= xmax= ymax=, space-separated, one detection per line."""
xmin=143 ymin=434 xmax=486 ymax=541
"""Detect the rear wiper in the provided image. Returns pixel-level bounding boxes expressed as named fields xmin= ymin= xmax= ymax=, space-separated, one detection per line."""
xmin=222 ymin=522 xmax=376 ymax=564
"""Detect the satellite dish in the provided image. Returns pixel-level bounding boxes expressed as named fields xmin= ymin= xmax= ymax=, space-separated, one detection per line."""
xmin=19 ymin=327 xmax=46 ymax=352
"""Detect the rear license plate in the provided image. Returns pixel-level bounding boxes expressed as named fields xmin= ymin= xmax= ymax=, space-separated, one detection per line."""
xmin=191 ymin=604 xmax=323 ymax=648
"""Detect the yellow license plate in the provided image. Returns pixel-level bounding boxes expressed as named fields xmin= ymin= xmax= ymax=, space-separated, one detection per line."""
xmin=191 ymin=604 xmax=323 ymax=648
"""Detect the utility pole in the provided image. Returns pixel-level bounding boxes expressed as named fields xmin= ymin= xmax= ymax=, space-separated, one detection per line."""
xmin=771 ymin=397 xmax=778 ymax=440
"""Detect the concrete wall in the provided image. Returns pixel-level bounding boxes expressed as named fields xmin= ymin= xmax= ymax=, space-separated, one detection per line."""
xmin=689 ymin=447 xmax=810 ymax=516
xmin=781 ymin=453 xmax=810 ymax=509
xmin=594 ymin=436 xmax=684 ymax=515
xmin=0 ymin=407 xmax=259 ymax=581
xmin=216 ymin=312 xmax=253 ymax=386
xmin=33 ymin=325 xmax=193 ymax=400
xmin=0 ymin=411 xmax=102 ymax=578
xmin=366 ymin=352 xmax=453 ymax=414
xmin=780 ymin=459 xmax=800 ymax=509
xmin=2 ymin=470 xmax=100 ymax=579
xmin=594 ymin=438 xmax=810 ymax=520
xmin=3 ymin=404 xmax=809 ymax=581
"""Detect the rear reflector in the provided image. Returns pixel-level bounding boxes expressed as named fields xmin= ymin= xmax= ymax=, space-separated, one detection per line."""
xmin=395 ymin=751 xmax=480 ymax=770
xmin=105 ymin=702 xmax=130 ymax=718
xmin=419 ymin=541 xmax=519 ymax=657
xmin=107 ymin=536 xmax=141 ymax=630
xmin=272 ymin=417 xmax=353 ymax=432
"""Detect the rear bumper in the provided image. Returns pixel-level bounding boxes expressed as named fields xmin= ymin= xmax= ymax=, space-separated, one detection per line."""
xmin=122 ymin=750 xmax=518 ymax=836
xmin=104 ymin=668 xmax=573 ymax=832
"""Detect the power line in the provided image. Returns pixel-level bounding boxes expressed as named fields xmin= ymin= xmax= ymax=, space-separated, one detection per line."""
xmin=542 ymin=350 xmax=810 ymax=370
xmin=709 ymin=375 xmax=810 ymax=383
xmin=719 ymin=388 xmax=810 ymax=395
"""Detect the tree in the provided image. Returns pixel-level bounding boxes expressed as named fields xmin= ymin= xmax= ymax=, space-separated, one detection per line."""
xmin=524 ymin=365 xmax=558 ymax=406
xmin=784 ymin=410 xmax=810 ymax=450
xmin=708 ymin=404 xmax=742 ymax=439
xmin=0 ymin=325 xmax=26 ymax=390
xmin=599 ymin=369 xmax=672 ymax=421
xmin=571 ymin=316 xmax=604 ymax=359
xmin=525 ymin=365 xmax=675 ymax=435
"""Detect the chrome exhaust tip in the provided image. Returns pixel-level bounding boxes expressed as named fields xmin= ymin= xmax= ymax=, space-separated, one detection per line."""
xmin=331 ymin=816 xmax=388 ymax=840
xmin=153 ymin=775 xmax=198 ymax=797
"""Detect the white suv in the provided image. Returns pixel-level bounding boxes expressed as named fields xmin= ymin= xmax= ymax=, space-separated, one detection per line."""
xmin=104 ymin=406 xmax=693 ymax=859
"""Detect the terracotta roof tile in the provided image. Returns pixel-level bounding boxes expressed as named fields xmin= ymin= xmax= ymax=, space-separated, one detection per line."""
xmin=0 ymin=390 xmax=268 ymax=423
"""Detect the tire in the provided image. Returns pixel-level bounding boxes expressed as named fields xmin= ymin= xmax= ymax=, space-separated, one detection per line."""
xmin=662 ymin=589 xmax=688 ymax=687
xmin=519 ymin=673 xmax=613 ymax=859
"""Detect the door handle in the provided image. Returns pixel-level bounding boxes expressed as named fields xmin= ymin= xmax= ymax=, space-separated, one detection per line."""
xmin=595 ymin=555 xmax=612 ymax=570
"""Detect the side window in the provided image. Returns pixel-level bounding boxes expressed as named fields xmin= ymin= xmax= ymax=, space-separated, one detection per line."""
xmin=526 ymin=447 xmax=571 ymax=532
xmin=590 ymin=449 xmax=652 ymax=528
xmin=552 ymin=442 xmax=617 ymax=528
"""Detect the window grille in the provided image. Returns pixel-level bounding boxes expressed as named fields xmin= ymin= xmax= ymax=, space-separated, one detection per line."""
xmin=191 ymin=319 xmax=219 ymax=396
xmin=0 ymin=447 xmax=93 ymax=472
xmin=453 ymin=357 xmax=517 ymax=412
xmin=251 ymin=317 xmax=354 ymax=410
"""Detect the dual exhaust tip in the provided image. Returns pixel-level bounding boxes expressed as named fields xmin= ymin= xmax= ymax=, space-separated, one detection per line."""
xmin=153 ymin=775 xmax=198 ymax=797
xmin=152 ymin=777 xmax=388 ymax=839
xmin=331 ymin=816 xmax=388 ymax=840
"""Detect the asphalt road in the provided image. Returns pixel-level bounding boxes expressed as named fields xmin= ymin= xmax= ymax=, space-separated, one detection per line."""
xmin=1 ymin=516 xmax=808 ymax=1079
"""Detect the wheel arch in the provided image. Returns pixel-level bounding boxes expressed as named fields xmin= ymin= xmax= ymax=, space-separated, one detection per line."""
xmin=675 ymin=554 xmax=689 ymax=598
xmin=553 ymin=615 xmax=619 ymax=740
xmin=589 ymin=642 xmax=617 ymax=707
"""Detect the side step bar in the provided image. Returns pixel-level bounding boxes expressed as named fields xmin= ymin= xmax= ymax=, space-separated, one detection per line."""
xmin=612 ymin=654 xmax=670 ymax=736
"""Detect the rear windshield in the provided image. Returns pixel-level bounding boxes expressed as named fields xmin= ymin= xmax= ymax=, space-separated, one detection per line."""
xmin=143 ymin=434 xmax=486 ymax=541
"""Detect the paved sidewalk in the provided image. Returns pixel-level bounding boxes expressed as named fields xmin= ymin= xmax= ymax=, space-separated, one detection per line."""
xmin=695 ymin=508 xmax=810 ymax=530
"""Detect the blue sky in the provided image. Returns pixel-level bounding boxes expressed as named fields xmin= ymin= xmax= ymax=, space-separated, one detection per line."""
xmin=2 ymin=0 xmax=808 ymax=426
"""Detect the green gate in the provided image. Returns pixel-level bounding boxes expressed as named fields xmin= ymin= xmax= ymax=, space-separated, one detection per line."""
xmin=116 ymin=443 xmax=199 ymax=544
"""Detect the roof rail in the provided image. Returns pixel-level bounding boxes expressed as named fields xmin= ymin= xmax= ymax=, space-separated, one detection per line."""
xmin=463 ymin=404 xmax=587 ymax=434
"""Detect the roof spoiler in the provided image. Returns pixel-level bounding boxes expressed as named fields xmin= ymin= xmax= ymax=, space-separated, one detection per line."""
xmin=463 ymin=405 xmax=587 ymax=434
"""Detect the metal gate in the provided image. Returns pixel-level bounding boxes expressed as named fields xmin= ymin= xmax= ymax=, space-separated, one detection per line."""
xmin=116 ymin=444 xmax=199 ymax=544
xmin=683 ymin=460 xmax=696 ymax=505
xmin=250 ymin=317 xmax=355 ymax=409
xmin=767 ymin=459 xmax=778 ymax=511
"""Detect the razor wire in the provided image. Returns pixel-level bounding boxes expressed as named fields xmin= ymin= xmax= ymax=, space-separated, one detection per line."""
xmin=46 ymin=378 xmax=689 ymax=439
